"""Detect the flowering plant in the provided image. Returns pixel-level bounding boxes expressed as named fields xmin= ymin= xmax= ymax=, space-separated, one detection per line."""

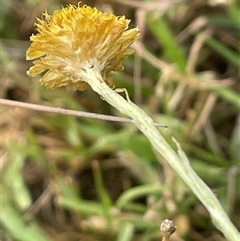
xmin=26 ymin=4 xmax=140 ymax=90
xmin=26 ymin=3 xmax=239 ymax=241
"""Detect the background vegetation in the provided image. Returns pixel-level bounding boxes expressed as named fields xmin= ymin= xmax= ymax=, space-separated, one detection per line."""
xmin=1 ymin=0 xmax=239 ymax=240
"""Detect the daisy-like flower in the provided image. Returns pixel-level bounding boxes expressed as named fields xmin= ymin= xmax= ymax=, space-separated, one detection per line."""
xmin=26 ymin=3 xmax=140 ymax=90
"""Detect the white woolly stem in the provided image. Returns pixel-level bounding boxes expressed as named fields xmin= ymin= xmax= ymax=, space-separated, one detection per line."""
xmin=81 ymin=67 xmax=239 ymax=241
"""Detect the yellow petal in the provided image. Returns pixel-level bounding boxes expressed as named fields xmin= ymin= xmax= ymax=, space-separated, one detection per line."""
xmin=26 ymin=4 xmax=140 ymax=90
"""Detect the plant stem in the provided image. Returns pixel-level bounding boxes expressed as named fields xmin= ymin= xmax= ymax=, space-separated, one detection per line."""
xmin=81 ymin=66 xmax=239 ymax=241
xmin=0 ymin=98 xmax=166 ymax=127
xmin=0 ymin=98 xmax=133 ymax=123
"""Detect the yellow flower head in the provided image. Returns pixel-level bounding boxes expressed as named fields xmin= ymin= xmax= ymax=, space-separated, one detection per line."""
xmin=26 ymin=4 xmax=140 ymax=90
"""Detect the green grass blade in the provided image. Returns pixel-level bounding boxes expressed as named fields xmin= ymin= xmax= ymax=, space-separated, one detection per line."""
xmin=205 ymin=37 xmax=240 ymax=68
xmin=227 ymin=0 xmax=240 ymax=23
xmin=92 ymin=161 xmax=113 ymax=226
xmin=116 ymin=222 xmax=135 ymax=241
xmin=5 ymin=142 xmax=32 ymax=210
xmin=116 ymin=184 xmax=162 ymax=210
xmin=211 ymin=86 xmax=240 ymax=109
xmin=1 ymin=205 xmax=53 ymax=241
xmin=58 ymin=197 xmax=104 ymax=216
xmin=147 ymin=15 xmax=187 ymax=71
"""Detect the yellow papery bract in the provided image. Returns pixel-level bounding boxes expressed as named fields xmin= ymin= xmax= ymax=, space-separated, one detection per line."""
xmin=26 ymin=4 xmax=140 ymax=90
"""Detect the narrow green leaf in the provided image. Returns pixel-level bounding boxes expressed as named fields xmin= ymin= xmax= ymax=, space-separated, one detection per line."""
xmin=59 ymin=198 xmax=104 ymax=216
xmin=5 ymin=142 xmax=32 ymax=210
xmin=92 ymin=161 xmax=113 ymax=230
xmin=116 ymin=184 xmax=162 ymax=210
xmin=205 ymin=37 xmax=240 ymax=68
xmin=146 ymin=15 xmax=187 ymax=71
xmin=229 ymin=116 xmax=240 ymax=161
xmin=1 ymin=205 xmax=52 ymax=241
xmin=116 ymin=222 xmax=135 ymax=241
xmin=211 ymin=86 xmax=240 ymax=109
